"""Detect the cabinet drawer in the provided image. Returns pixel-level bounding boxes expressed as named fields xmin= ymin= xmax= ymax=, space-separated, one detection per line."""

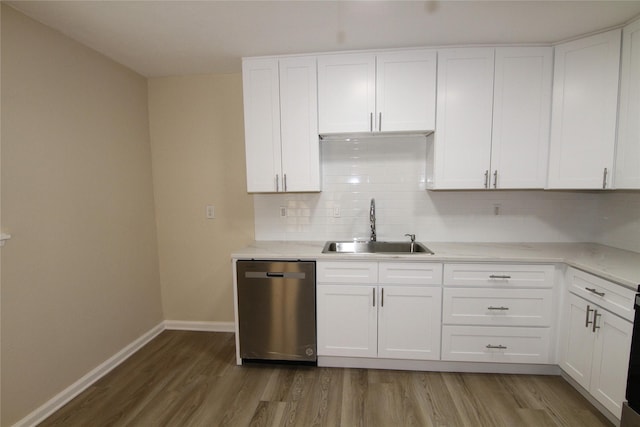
xmin=442 ymin=325 xmax=551 ymax=363
xmin=317 ymin=261 xmax=378 ymax=283
xmin=443 ymin=264 xmax=554 ymax=288
xmin=566 ymin=267 xmax=635 ymax=322
xmin=442 ymin=288 xmax=553 ymax=327
xmin=378 ymin=262 xmax=443 ymax=285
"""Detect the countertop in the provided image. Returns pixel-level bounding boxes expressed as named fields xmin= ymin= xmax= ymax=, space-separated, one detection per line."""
xmin=232 ymin=241 xmax=640 ymax=290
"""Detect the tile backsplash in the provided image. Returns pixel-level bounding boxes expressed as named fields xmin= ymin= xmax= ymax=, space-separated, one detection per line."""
xmin=254 ymin=136 xmax=638 ymax=251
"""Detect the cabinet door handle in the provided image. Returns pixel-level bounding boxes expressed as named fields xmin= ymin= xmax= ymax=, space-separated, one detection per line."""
xmin=381 ymin=288 xmax=384 ymax=307
xmin=585 ymin=304 xmax=594 ymax=327
xmin=585 ymin=287 xmax=605 ymax=297
xmin=275 ymin=174 xmax=280 ymax=192
xmin=489 ymin=275 xmax=511 ymax=280
xmin=484 ymin=170 xmax=489 ymax=188
xmin=488 ymin=306 xmax=509 ymax=311
xmin=378 ymin=112 xmax=382 ymax=132
xmin=283 ymin=173 xmax=287 ymax=192
xmin=486 ymin=344 xmax=507 ymax=350
xmin=493 ymin=170 xmax=498 ymax=189
xmin=370 ymin=112 xmax=373 ymax=132
xmin=593 ymin=310 xmax=601 ymax=333
xmin=372 ymin=288 xmax=376 ymax=307
xmin=602 ymin=168 xmax=608 ymax=189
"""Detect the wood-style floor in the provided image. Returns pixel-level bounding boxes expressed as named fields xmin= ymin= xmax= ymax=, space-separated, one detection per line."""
xmin=39 ymin=331 xmax=612 ymax=427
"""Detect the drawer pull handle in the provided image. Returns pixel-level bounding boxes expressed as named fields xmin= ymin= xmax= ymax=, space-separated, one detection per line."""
xmin=489 ymin=275 xmax=511 ymax=279
xmin=488 ymin=306 xmax=509 ymax=311
xmin=486 ymin=344 xmax=507 ymax=350
xmin=585 ymin=287 xmax=605 ymax=297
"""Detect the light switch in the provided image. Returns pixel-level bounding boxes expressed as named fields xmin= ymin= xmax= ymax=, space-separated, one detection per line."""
xmin=206 ymin=205 xmax=215 ymax=219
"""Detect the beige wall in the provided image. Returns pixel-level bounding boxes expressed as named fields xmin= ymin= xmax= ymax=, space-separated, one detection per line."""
xmin=148 ymin=74 xmax=254 ymax=322
xmin=1 ymin=6 xmax=163 ymax=425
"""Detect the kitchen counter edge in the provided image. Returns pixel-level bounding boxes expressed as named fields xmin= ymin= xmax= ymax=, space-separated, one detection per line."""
xmin=231 ymin=241 xmax=640 ymax=290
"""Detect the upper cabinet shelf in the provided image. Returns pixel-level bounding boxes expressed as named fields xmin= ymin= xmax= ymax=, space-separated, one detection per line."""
xmin=317 ymin=49 xmax=437 ymax=135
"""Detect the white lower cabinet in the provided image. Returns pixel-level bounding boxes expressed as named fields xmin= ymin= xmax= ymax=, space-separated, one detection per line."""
xmin=377 ymin=286 xmax=441 ymax=360
xmin=560 ymin=268 xmax=634 ymax=419
xmin=316 ymin=261 xmax=442 ymax=361
xmin=316 ymin=284 xmax=378 ymax=358
xmin=441 ymin=263 xmax=555 ymax=364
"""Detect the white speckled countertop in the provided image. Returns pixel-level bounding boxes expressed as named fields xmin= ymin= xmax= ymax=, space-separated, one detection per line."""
xmin=232 ymin=241 xmax=640 ymax=290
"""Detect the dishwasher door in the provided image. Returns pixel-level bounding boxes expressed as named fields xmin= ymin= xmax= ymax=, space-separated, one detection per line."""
xmin=236 ymin=260 xmax=316 ymax=362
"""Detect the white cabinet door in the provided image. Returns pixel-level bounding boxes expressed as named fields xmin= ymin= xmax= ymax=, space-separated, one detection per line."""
xmin=317 ymin=284 xmax=378 ymax=358
xmin=491 ymin=47 xmax=552 ymax=189
xmin=377 ymin=286 xmax=442 ymax=360
xmin=431 ymin=48 xmax=495 ymax=189
xmin=242 ymin=56 xmax=319 ymax=192
xmin=317 ymin=53 xmax=376 ymax=134
xmin=548 ymin=29 xmax=621 ymax=189
xmin=242 ymin=58 xmax=282 ymax=192
xmin=376 ymin=50 xmax=437 ymax=132
xmin=615 ymin=19 xmax=640 ymax=189
xmin=561 ymin=294 xmax=595 ymax=390
xmin=279 ymin=57 xmax=320 ymax=192
xmin=590 ymin=308 xmax=633 ymax=418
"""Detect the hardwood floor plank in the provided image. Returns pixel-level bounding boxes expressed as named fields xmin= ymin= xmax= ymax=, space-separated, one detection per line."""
xmin=37 ymin=332 xmax=614 ymax=427
xmin=340 ymin=369 xmax=368 ymax=427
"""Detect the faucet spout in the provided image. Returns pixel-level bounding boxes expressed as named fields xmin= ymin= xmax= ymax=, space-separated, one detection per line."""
xmin=370 ymin=198 xmax=376 ymax=242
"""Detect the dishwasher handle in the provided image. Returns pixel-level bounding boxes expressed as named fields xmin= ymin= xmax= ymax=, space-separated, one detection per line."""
xmin=245 ymin=271 xmax=307 ymax=280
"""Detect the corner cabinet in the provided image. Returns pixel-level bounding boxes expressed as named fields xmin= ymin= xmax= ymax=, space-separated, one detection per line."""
xmin=615 ymin=18 xmax=640 ymax=189
xmin=242 ymin=56 xmax=320 ymax=193
xmin=547 ymin=29 xmax=621 ymax=189
xmin=560 ymin=267 xmax=634 ymax=419
xmin=316 ymin=261 xmax=443 ymax=361
xmin=429 ymin=47 xmax=552 ymax=189
xmin=317 ymin=50 xmax=437 ymax=134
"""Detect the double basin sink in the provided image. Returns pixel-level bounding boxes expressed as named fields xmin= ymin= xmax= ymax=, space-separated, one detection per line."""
xmin=322 ymin=240 xmax=434 ymax=255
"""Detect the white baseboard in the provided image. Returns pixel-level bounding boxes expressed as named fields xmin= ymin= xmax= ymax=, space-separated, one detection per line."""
xmin=12 ymin=321 xmax=165 ymax=427
xmin=164 ymin=320 xmax=235 ymax=333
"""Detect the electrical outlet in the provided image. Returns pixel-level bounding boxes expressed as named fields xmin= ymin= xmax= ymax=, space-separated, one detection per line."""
xmin=280 ymin=206 xmax=287 ymax=217
xmin=333 ymin=206 xmax=341 ymax=218
xmin=206 ymin=205 xmax=215 ymax=219
xmin=493 ymin=204 xmax=501 ymax=216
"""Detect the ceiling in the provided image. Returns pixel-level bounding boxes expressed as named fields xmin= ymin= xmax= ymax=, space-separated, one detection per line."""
xmin=7 ymin=1 xmax=640 ymax=77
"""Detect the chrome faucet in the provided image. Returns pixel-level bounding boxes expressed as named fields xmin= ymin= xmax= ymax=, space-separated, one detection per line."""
xmin=370 ymin=198 xmax=376 ymax=242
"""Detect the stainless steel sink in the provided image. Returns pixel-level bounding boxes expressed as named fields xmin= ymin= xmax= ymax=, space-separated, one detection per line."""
xmin=321 ymin=240 xmax=434 ymax=254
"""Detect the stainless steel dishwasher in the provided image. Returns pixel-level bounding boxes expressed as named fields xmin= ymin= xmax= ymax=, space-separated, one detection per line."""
xmin=236 ymin=260 xmax=316 ymax=363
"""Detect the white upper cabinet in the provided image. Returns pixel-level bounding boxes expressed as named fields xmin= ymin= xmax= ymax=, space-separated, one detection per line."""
xmin=491 ymin=47 xmax=553 ymax=189
xmin=242 ymin=56 xmax=320 ymax=193
xmin=375 ymin=50 xmax=437 ymax=132
xmin=242 ymin=58 xmax=281 ymax=192
xmin=429 ymin=47 xmax=552 ymax=190
xmin=615 ymin=19 xmax=640 ymax=189
xmin=317 ymin=50 xmax=436 ymax=134
xmin=279 ymin=57 xmax=321 ymax=192
xmin=547 ymin=29 xmax=622 ymax=189
xmin=430 ymin=48 xmax=495 ymax=189
xmin=317 ymin=53 xmax=376 ymax=134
